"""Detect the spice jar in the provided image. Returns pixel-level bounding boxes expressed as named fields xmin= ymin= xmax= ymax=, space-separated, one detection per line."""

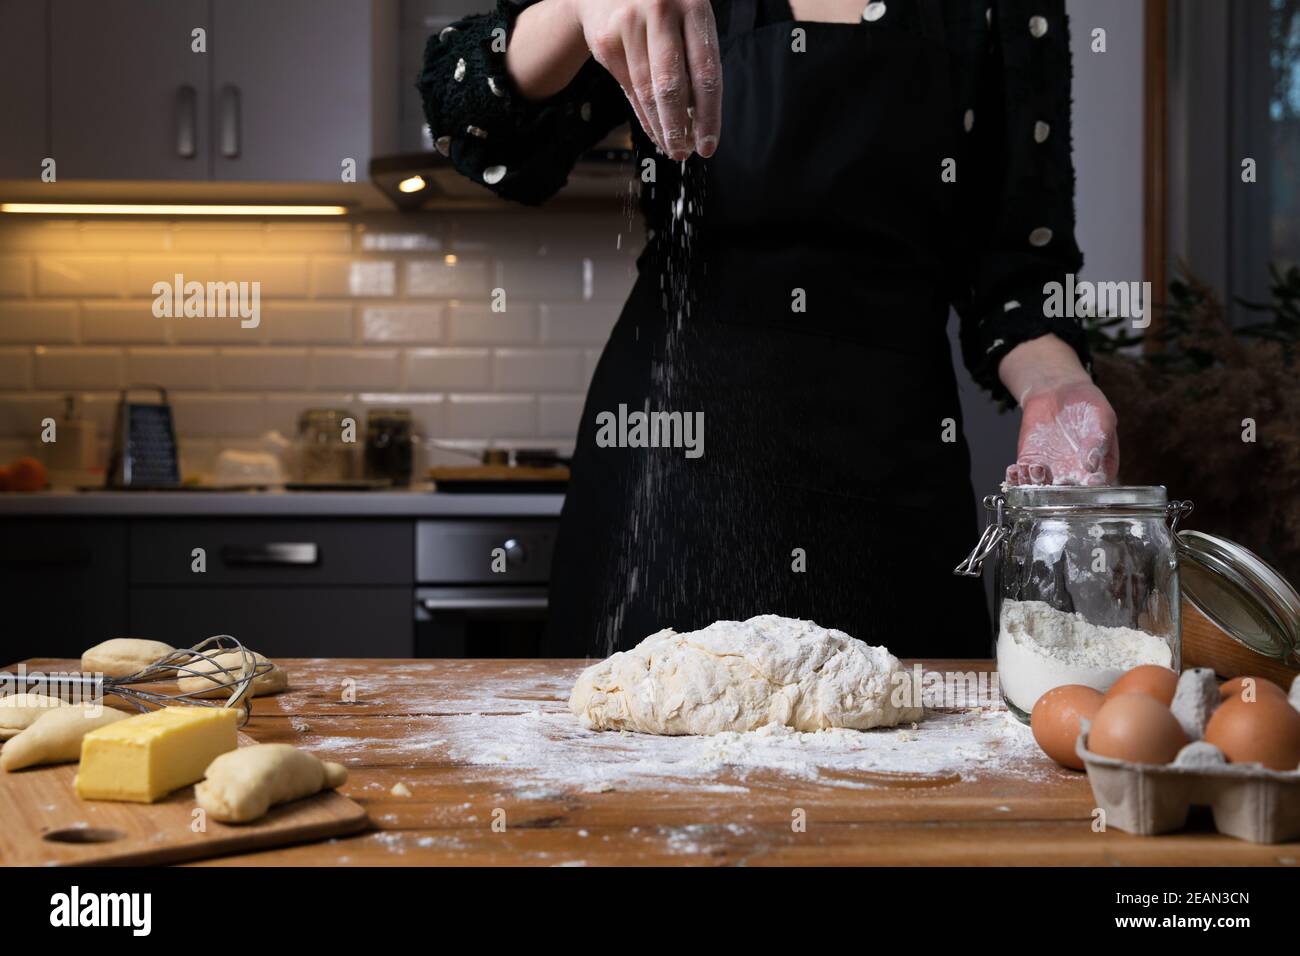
xmin=956 ymin=486 xmax=1190 ymax=722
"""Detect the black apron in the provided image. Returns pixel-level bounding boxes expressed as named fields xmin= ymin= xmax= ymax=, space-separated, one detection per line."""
xmin=544 ymin=0 xmax=990 ymax=658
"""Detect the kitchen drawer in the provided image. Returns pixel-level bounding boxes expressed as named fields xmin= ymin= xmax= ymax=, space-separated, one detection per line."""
xmin=128 ymin=587 xmax=412 ymax=658
xmin=0 ymin=520 xmax=128 ymax=663
xmin=129 ymin=520 xmax=413 ymax=586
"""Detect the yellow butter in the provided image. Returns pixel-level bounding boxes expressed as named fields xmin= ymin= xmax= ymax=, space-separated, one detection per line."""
xmin=75 ymin=706 xmax=238 ymax=803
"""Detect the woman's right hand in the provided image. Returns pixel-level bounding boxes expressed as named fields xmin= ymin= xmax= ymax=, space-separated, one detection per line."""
xmin=565 ymin=0 xmax=722 ymax=159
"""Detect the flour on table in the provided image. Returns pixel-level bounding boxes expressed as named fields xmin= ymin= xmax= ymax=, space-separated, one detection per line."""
xmin=570 ymin=615 xmax=922 ymax=735
xmin=997 ymin=599 xmax=1174 ymax=714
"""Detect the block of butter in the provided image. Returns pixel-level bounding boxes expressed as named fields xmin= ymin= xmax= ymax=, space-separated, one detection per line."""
xmin=75 ymin=706 xmax=239 ymax=803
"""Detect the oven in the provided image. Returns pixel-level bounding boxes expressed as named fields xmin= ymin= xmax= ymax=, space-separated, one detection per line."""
xmin=413 ymin=519 xmax=556 ymax=657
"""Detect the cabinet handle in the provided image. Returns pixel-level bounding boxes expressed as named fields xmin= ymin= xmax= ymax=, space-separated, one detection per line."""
xmin=418 ymin=595 xmax=548 ymax=611
xmin=221 ymin=543 xmax=318 ymax=567
xmin=176 ymin=85 xmax=197 ymax=158
xmin=219 ymin=84 xmax=241 ymax=158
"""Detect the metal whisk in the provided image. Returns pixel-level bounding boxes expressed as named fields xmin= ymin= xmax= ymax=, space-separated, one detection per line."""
xmin=3 ymin=634 xmax=271 ymax=724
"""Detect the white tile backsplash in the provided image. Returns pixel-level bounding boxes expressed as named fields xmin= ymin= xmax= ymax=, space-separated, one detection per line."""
xmin=311 ymin=348 xmax=401 ymax=390
xmin=0 ymin=302 xmax=78 ymax=343
xmin=406 ymin=347 xmax=491 ymax=390
xmin=406 ymin=257 xmax=489 ymax=298
xmin=0 ymin=212 xmax=639 ymax=469
xmin=0 ymin=256 xmax=33 ymax=297
xmin=447 ymin=303 xmax=537 ymax=345
xmin=34 ymin=347 xmax=124 ymax=389
xmin=36 ymin=256 xmax=125 ymax=297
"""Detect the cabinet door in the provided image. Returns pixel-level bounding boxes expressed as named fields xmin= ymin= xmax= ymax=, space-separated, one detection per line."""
xmin=129 ymin=587 xmax=412 ymax=658
xmin=50 ymin=0 xmax=209 ymax=180
xmin=0 ymin=521 xmax=128 ymax=665
xmin=211 ymin=0 xmax=378 ymax=181
xmin=0 ymin=0 xmax=49 ymax=179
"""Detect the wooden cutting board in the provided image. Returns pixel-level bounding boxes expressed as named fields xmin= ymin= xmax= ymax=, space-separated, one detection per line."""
xmin=0 ymin=733 xmax=368 ymax=866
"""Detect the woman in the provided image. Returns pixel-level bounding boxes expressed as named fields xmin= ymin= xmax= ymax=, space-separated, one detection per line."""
xmin=419 ymin=0 xmax=1119 ymax=658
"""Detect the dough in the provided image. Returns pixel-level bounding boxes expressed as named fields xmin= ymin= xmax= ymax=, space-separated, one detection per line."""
xmin=176 ymin=650 xmax=288 ymax=700
xmin=0 ymin=694 xmax=70 ymax=739
xmin=195 ymin=743 xmax=347 ymax=823
xmin=81 ymin=638 xmax=175 ymax=678
xmin=1 ymin=704 xmax=129 ymax=771
xmin=570 ymin=615 xmax=924 ymax=735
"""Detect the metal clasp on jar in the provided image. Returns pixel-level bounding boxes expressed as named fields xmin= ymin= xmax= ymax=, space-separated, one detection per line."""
xmin=954 ymin=494 xmax=1007 ymax=577
xmin=1167 ymin=499 xmax=1194 ymax=531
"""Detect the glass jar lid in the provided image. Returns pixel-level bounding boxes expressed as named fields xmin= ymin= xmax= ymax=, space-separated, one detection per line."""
xmin=1178 ymin=530 xmax=1300 ymax=665
xmin=1002 ymin=484 xmax=1168 ymax=512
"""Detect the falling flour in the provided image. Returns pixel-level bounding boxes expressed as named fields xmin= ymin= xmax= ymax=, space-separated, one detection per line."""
xmin=997 ymin=599 xmax=1174 ymax=714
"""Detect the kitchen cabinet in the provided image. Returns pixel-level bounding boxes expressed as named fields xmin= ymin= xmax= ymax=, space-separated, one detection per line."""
xmin=127 ymin=518 xmax=414 ymax=657
xmin=0 ymin=0 xmax=49 ymax=179
xmin=0 ymin=520 xmax=128 ymax=662
xmin=128 ymin=587 xmax=411 ymax=657
xmin=211 ymin=0 xmax=397 ymax=182
xmin=44 ymin=0 xmax=397 ymax=182
xmin=50 ymin=0 xmax=210 ymax=180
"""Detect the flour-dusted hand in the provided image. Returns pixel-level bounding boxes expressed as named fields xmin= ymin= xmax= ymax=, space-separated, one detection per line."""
xmin=997 ymin=335 xmax=1119 ymax=487
xmin=1008 ymin=379 xmax=1119 ymax=486
xmin=566 ymin=0 xmax=722 ymax=158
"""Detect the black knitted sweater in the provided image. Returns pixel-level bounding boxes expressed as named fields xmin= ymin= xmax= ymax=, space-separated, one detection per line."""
xmin=417 ymin=0 xmax=1090 ymax=403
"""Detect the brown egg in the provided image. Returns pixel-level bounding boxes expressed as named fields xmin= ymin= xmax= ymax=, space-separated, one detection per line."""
xmin=1218 ymin=675 xmax=1288 ymax=705
xmin=1087 ymin=693 xmax=1188 ymax=765
xmin=1204 ymin=694 xmax=1300 ymax=770
xmin=1031 ymin=684 xmax=1104 ymax=770
xmin=1105 ymin=665 xmax=1179 ymax=705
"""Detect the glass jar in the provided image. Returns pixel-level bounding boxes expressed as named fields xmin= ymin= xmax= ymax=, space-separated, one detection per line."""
xmin=363 ymin=408 xmax=414 ymax=485
xmin=295 ymin=408 xmax=356 ymax=483
xmin=956 ymin=486 xmax=1192 ymax=723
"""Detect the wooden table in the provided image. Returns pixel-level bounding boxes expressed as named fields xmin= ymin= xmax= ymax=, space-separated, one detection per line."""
xmin=12 ymin=658 xmax=1299 ymax=866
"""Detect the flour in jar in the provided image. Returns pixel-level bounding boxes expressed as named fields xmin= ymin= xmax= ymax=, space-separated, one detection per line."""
xmin=997 ymin=599 xmax=1173 ymax=714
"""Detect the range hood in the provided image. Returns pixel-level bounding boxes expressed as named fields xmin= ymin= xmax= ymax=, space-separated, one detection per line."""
xmin=370 ymin=129 xmax=635 ymax=211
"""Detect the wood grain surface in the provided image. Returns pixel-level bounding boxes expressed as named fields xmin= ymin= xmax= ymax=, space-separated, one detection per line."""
xmin=5 ymin=657 xmax=1298 ymax=866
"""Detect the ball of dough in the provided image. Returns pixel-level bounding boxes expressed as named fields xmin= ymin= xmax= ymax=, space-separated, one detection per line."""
xmin=0 ymin=693 xmax=70 ymax=739
xmin=570 ymin=615 xmax=923 ymax=735
xmin=177 ymin=650 xmax=288 ymax=700
xmin=1 ymin=704 xmax=129 ymax=771
xmin=81 ymin=638 xmax=176 ymax=678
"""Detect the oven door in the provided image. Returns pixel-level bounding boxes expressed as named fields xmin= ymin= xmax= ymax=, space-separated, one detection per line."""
xmin=414 ymin=585 xmax=549 ymax=658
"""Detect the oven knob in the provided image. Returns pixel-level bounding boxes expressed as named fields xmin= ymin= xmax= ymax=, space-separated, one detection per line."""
xmin=501 ymin=538 xmax=527 ymax=566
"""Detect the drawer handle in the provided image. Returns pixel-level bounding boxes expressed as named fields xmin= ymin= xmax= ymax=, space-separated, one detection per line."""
xmin=219 ymin=84 xmax=241 ymax=158
xmin=176 ymin=84 xmax=197 ymax=158
xmin=418 ymin=595 xmax=547 ymax=611
xmin=222 ymin=543 xmax=319 ymax=567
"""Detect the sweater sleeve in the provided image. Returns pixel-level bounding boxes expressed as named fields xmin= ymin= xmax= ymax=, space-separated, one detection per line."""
xmin=416 ymin=0 xmax=628 ymax=206
xmin=956 ymin=0 xmax=1090 ymax=406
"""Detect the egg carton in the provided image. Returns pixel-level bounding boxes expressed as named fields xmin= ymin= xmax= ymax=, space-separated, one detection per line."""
xmin=1075 ymin=733 xmax=1300 ymax=843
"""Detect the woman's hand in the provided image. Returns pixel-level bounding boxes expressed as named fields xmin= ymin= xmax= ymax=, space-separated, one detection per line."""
xmin=998 ymin=335 xmax=1119 ymax=487
xmin=566 ymin=0 xmax=722 ymax=159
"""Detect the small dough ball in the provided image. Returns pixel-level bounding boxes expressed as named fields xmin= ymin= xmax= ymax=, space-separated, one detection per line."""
xmin=1170 ymin=667 xmax=1220 ymax=741
xmin=390 ymin=781 xmax=413 ymax=797
xmin=1031 ymin=684 xmax=1103 ymax=770
xmin=1173 ymin=740 xmax=1227 ymax=769
xmin=81 ymin=638 xmax=175 ymax=678
xmin=1088 ymin=693 xmax=1187 ymax=765
xmin=0 ymin=693 xmax=70 ymax=739
xmin=177 ymin=650 xmax=288 ymax=700
xmin=1204 ymin=695 xmax=1300 ymax=770
xmin=1 ymin=704 xmax=129 ymax=771
xmin=1105 ymin=665 xmax=1179 ymax=705
xmin=195 ymin=743 xmax=347 ymax=823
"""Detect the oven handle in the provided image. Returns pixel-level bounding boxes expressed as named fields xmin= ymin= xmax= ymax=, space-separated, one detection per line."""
xmin=417 ymin=595 xmax=548 ymax=611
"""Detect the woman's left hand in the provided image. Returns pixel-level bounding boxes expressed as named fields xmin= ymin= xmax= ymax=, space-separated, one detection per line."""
xmin=1007 ymin=379 xmax=1119 ymax=486
xmin=997 ymin=334 xmax=1119 ymax=487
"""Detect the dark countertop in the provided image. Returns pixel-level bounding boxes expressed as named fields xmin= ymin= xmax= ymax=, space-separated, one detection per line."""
xmin=0 ymin=490 xmax=565 ymax=518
